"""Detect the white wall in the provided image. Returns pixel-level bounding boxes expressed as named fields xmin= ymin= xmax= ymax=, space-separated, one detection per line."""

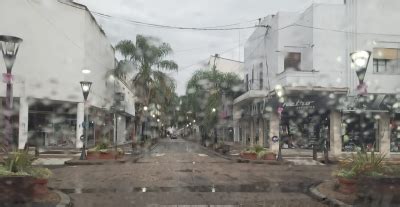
xmin=243 ymin=0 xmax=400 ymax=94
xmin=0 ymin=0 xmax=115 ymax=108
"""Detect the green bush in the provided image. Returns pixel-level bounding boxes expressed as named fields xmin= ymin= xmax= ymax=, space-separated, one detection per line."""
xmin=28 ymin=167 xmax=53 ymax=179
xmin=4 ymin=149 xmax=34 ymax=173
xmin=336 ymin=149 xmax=386 ymax=179
xmin=0 ymin=150 xmax=52 ymax=179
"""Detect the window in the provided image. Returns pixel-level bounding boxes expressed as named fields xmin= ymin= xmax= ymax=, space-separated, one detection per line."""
xmin=390 ymin=114 xmax=400 ymax=152
xmin=284 ymin=52 xmax=301 ymax=71
xmin=373 ymin=48 xmax=400 ymax=74
xmin=341 ymin=113 xmax=379 ymax=152
xmin=259 ymin=71 xmax=263 ymax=89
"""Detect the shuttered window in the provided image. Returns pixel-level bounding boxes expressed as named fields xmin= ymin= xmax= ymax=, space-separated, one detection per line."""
xmin=373 ymin=48 xmax=400 ymax=74
xmin=284 ymin=52 xmax=301 ymax=71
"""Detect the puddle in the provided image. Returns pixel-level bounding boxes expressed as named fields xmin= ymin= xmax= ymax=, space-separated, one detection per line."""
xmin=176 ymin=169 xmax=201 ymax=173
xmin=59 ymin=182 xmax=308 ymax=194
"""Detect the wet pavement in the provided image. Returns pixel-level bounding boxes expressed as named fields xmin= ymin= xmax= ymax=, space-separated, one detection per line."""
xmin=48 ymin=138 xmax=334 ymax=206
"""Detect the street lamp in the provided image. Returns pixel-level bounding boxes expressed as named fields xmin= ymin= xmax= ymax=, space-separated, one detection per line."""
xmin=0 ymin=35 xmax=23 ymax=152
xmin=79 ymin=81 xmax=92 ymax=160
xmin=275 ymin=85 xmax=284 ymax=161
xmin=350 ymin=50 xmax=371 ymax=95
xmin=212 ymin=108 xmax=216 ymax=112
xmin=143 ymin=106 xmax=148 ymax=111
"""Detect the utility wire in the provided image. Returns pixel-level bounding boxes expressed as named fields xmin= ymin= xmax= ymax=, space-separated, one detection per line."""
xmin=57 ymin=0 xmax=261 ymax=31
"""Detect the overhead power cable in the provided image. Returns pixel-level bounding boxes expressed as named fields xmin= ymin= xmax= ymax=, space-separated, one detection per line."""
xmin=57 ymin=0 xmax=261 ymax=31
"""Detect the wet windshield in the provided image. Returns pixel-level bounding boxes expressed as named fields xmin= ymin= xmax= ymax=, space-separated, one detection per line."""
xmin=0 ymin=0 xmax=400 ymax=206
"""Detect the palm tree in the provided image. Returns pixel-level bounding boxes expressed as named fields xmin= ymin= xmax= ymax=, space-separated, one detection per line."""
xmin=185 ymin=69 xmax=242 ymax=144
xmin=115 ymin=35 xmax=178 ymax=141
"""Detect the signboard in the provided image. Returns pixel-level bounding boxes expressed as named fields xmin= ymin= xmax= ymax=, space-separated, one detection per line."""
xmin=272 ymin=136 xmax=279 ymax=143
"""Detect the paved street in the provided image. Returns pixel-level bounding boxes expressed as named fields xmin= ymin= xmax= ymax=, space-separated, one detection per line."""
xmin=49 ymin=138 xmax=335 ymax=206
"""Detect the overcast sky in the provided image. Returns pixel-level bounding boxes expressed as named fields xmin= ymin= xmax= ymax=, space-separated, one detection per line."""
xmin=76 ymin=0 xmax=319 ymax=95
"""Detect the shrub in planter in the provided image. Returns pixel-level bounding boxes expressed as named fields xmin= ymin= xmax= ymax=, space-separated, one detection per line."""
xmin=334 ymin=149 xmax=386 ymax=194
xmin=87 ymin=142 xmax=124 ymax=160
xmin=240 ymin=148 xmax=257 ymax=160
xmin=0 ymin=150 xmax=52 ymax=201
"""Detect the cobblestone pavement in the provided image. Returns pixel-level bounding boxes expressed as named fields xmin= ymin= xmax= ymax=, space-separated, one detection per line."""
xmin=49 ymin=138 xmax=335 ymax=206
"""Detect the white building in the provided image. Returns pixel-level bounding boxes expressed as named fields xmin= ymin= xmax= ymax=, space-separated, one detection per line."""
xmin=209 ymin=54 xmax=244 ymax=143
xmin=234 ymin=0 xmax=400 ymax=158
xmin=0 ymin=0 xmax=135 ymax=149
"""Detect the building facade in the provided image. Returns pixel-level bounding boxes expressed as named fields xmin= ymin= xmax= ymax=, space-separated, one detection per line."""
xmin=234 ymin=0 xmax=400 ymax=158
xmin=0 ymin=0 xmax=135 ymax=149
xmin=209 ymin=54 xmax=244 ymax=143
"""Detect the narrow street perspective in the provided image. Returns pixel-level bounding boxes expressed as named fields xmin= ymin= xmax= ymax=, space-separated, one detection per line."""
xmin=1 ymin=0 xmax=400 ymax=206
xmin=49 ymin=137 xmax=332 ymax=206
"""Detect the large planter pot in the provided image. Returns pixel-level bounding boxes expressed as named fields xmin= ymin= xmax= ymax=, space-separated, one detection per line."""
xmin=32 ymin=178 xmax=49 ymax=197
xmin=87 ymin=151 xmax=123 ymax=160
xmin=337 ymin=177 xmax=357 ymax=194
xmin=358 ymin=176 xmax=400 ymax=202
xmin=0 ymin=176 xmax=35 ymax=202
xmin=240 ymin=152 xmax=257 ymax=160
xmin=263 ymin=153 xmax=276 ymax=160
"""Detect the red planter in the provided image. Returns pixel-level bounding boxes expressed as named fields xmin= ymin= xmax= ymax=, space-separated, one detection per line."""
xmin=263 ymin=153 xmax=276 ymax=160
xmin=32 ymin=178 xmax=49 ymax=197
xmin=338 ymin=177 xmax=357 ymax=194
xmin=240 ymin=152 xmax=257 ymax=160
xmin=0 ymin=176 xmax=34 ymax=202
xmin=87 ymin=151 xmax=123 ymax=160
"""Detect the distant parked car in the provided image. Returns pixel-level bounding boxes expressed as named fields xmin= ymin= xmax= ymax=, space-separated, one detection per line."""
xmin=171 ymin=134 xmax=178 ymax=139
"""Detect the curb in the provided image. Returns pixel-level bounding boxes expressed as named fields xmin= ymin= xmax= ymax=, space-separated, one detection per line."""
xmin=54 ymin=190 xmax=72 ymax=207
xmin=64 ymin=158 xmax=128 ymax=165
xmin=308 ymin=181 xmax=354 ymax=207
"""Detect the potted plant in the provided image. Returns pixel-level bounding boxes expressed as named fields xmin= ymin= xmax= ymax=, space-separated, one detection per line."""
xmin=335 ymin=168 xmax=358 ymax=193
xmin=257 ymin=150 xmax=276 ymax=160
xmin=0 ymin=149 xmax=52 ymax=201
xmin=334 ymin=149 xmax=386 ymax=194
xmin=87 ymin=142 xmax=124 ymax=160
xmin=240 ymin=148 xmax=257 ymax=160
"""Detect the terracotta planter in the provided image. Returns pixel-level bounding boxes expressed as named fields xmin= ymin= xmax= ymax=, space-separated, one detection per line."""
xmin=240 ymin=152 xmax=257 ymax=160
xmin=263 ymin=153 xmax=276 ymax=160
xmin=337 ymin=177 xmax=357 ymax=194
xmin=358 ymin=176 xmax=400 ymax=202
xmin=32 ymin=178 xmax=48 ymax=197
xmin=0 ymin=176 xmax=34 ymax=202
xmin=87 ymin=151 xmax=123 ymax=160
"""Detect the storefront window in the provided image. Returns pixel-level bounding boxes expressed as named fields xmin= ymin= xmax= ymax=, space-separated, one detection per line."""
xmin=341 ymin=112 xmax=379 ymax=152
xmin=390 ymin=114 xmax=400 ymax=152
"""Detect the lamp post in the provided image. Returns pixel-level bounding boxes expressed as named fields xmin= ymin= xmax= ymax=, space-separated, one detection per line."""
xmin=0 ymin=35 xmax=22 ymax=152
xmin=350 ymin=51 xmax=371 ymax=152
xmin=79 ymin=81 xmax=92 ymax=160
xmin=350 ymin=51 xmax=371 ymax=95
xmin=275 ymin=85 xmax=284 ymax=161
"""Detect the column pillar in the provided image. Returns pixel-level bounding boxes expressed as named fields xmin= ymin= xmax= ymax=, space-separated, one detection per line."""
xmin=18 ymin=96 xmax=28 ymax=149
xmin=330 ymin=111 xmax=342 ymax=158
xmin=379 ymin=113 xmax=390 ymax=158
xmin=270 ymin=112 xmax=280 ymax=154
xmin=76 ymin=103 xmax=84 ymax=148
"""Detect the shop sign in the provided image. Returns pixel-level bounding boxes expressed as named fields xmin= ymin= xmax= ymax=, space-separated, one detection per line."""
xmin=282 ymin=99 xmax=316 ymax=110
